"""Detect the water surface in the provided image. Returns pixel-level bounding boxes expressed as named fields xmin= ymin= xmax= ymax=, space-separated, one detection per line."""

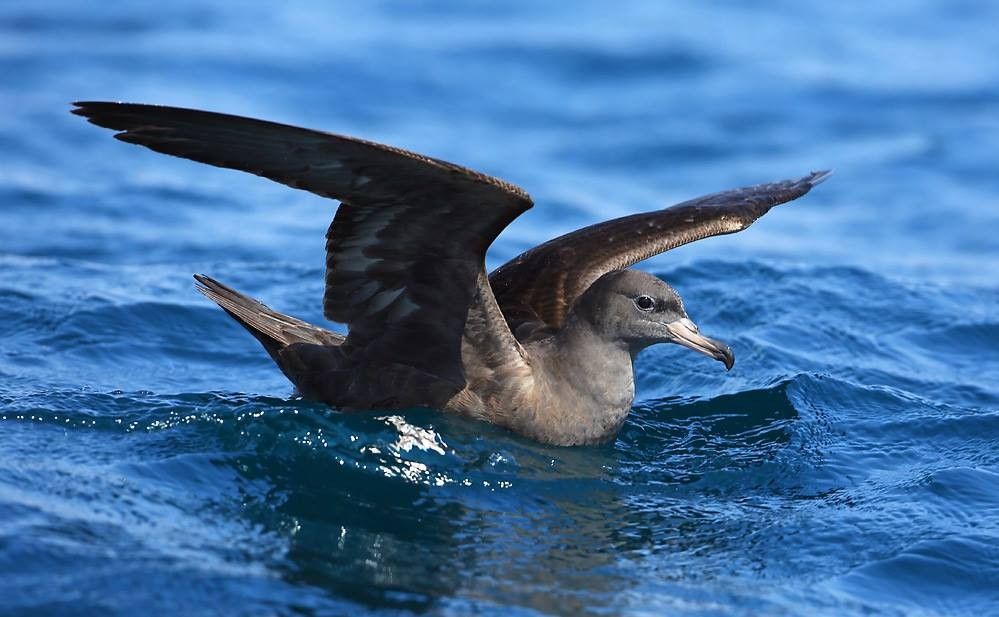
xmin=2 ymin=1 xmax=998 ymax=615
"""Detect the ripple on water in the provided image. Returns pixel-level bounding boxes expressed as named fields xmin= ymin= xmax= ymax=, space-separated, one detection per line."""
xmin=4 ymin=0 xmax=999 ymax=612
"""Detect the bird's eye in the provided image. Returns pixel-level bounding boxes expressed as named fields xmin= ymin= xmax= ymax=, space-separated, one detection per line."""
xmin=634 ymin=295 xmax=655 ymax=311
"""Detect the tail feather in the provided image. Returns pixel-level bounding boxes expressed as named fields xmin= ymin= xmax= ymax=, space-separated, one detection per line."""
xmin=194 ymin=274 xmax=344 ymax=359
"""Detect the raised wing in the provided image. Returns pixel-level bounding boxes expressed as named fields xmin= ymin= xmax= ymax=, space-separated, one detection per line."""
xmin=73 ymin=102 xmax=533 ymax=403
xmin=489 ymin=171 xmax=830 ymax=335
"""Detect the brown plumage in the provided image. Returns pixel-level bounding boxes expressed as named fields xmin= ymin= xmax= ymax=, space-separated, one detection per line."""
xmin=72 ymin=101 xmax=829 ymax=445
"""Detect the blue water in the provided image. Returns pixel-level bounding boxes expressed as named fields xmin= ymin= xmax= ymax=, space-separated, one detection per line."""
xmin=3 ymin=1 xmax=999 ymax=615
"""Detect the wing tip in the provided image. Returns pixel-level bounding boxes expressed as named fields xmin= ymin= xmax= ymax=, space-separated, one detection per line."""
xmin=807 ymin=169 xmax=833 ymax=187
xmin=70 ymin=101 xmax=137 ymax=132
xmin=70 ymin=101 xmax=100 ymax=122
xmin=70 ymin=100 xmax=118 ymax=117
xmin=193 ymin=273 xmax=227 ymax=297
xmin=193 ymin=273 xmax=212 ymax=294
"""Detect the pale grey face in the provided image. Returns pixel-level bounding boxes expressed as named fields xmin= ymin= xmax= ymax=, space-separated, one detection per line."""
xmin=578 ymin=270 xmax=734 ymax=369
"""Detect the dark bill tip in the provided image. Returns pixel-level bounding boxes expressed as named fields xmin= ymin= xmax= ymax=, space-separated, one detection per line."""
xmin=718 ymin=344 xmax=735 ymax=371
xmin=665 ymin=318 xmax=735 ymax=371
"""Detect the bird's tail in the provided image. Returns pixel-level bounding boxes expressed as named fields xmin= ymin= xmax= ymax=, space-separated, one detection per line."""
xmin=193 ymin=274 xmax=344 ymax=366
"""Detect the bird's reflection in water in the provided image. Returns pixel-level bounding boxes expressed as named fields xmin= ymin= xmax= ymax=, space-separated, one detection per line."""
xmin=228 ymin=386 xmax=798 ymax=614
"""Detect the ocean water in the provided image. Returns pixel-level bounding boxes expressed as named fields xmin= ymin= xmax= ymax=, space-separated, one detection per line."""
xmin=2 ymin=1 xmax=998 ymax=615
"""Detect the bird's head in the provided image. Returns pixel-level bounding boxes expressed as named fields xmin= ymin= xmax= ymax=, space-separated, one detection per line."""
xmin=572 ymin=269 xmax=734 ymax=370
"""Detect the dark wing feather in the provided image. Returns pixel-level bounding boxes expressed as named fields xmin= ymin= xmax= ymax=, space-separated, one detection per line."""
xmin=489 ymin=171 xmax=830 ymax=333
xmin=73 ymin=102 xmax=533 ymax=404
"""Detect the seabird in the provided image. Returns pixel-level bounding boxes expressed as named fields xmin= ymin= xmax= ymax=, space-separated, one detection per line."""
xmin=72 ymin=102 xmax=829 ymax=446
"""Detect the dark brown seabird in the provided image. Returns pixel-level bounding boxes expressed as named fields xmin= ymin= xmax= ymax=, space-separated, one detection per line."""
xmin=72 ymin=102 xmax=829 ymax=446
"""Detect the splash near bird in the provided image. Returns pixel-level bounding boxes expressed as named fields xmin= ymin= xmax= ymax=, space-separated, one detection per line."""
xmin=73 ymin=102 xmax=829 ymax=445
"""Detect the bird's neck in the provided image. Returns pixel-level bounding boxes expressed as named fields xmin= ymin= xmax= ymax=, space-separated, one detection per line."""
xmin=529 ymin=315 xmax=636 ymax=445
